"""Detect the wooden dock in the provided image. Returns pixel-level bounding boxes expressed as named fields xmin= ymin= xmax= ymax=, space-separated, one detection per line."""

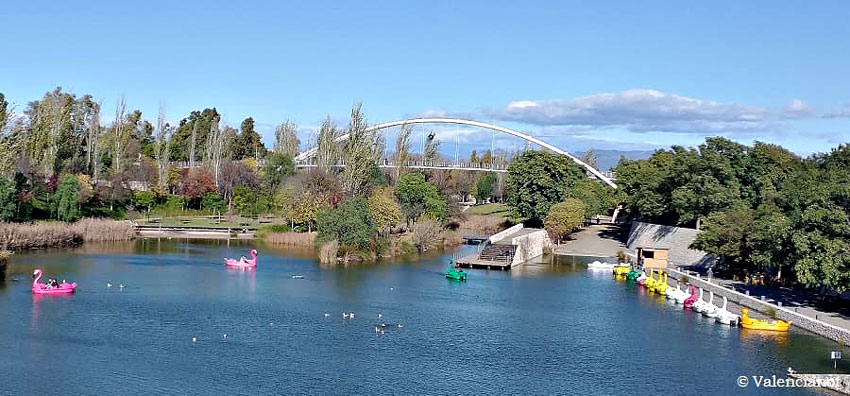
xmin=454 ymin=253 xmax=512 ymax=270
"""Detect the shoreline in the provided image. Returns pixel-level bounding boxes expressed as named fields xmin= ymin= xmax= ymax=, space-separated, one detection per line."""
xmin=137 ymin=225 xmax=255 ymax=240
xmin=665 ymin=269 xmax=850 ymax=346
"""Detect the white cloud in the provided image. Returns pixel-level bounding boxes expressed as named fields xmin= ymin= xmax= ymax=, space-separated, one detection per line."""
xmin=419 ymin=109 xmax=448 ymax=117
xmin=783 ymin=99 xmax=811 ymax=117
xmin=485 ymin=89 xmax=773 ymax=135
xmin=823 ymin=104 xmax=850 ymax=118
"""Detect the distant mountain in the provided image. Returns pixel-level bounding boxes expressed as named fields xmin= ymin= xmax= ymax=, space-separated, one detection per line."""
xmin=572 ymin=149 xmax=656 ymax=170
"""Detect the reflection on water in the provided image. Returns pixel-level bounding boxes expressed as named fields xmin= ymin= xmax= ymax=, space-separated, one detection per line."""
xmin=0 ymin=241 xmax=846 ymax=394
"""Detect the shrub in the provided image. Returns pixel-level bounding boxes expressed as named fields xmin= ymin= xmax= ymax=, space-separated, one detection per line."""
xmin=368 ymin=187 xmax=402 ymax=235
xmin=411 ymin=216 xmax=444 ymax=252
xmin=316 ymin=197 xmax=376 ymax=250
xmin=544 ymin=198 xmax=587 ymax=243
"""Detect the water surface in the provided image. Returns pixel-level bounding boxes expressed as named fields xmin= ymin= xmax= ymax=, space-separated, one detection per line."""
xmin=0 ymin=239 xmax=844 ymax=395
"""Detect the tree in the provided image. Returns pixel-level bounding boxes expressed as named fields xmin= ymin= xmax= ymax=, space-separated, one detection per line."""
xmin=262 ymin=153 xmax=295 ymax=193
xmin=0 ymin=93 xmax=7 ymax=132
xmin=368 ymin=187 xmax=402 ymax=235
xmin=178 ymin=169 xmax=217 ymax=208
xmin=316 ymin=117 xmax=342 ymax=172
xmin=153 ymin=105 xmax=171 ymax=191
xmin=475 ymin=173 xmax=497 ymax=204
xmin=132 ymin=190 xmax=156 ymax=213
xmin=169 ymin=108 xmax=220 ymax=162
xmin=55 ymin=174 xmax=80 ymax=221
xmin=395 ymin=173 xmax=448 ymax=224
xmin=291 ymin=190 xmax=323 ymax=232
xmin=274 ymin=120 xmax=299 ymax=158
xmin=567 ymin=179 xmax=610 ymax=218
xmin=544 ymin=198 xmax=586 ymax=243
xmin=506 ymin=151 xmax=585 ymax=222
xmin=218 ymin=160 xmax=259 ymax=207
xmin=232 ymin=187 xmax=251 ymax=214
xmin=423 ymin=130 xmax=440 ymax=163
xmin=110 ymin=96 xmax=131 ymax=176
xmin=201 ymin=192 xmax=225 ymax=213
xmin=691 ymin=208 xmax=755 ymax=266
xmin=451 ymin=170 xmax=474 ymax=201
xmin=235 ymin=117 xmax=266 ymax=160
xmin=204 ymin=115 xmax=229 ymax=186
xmin=341 ymin=103 xmax=382 ymax=196
xmin=0 ymin=175 xmax=15 ymax=221
xmin=394 ymin=123 xmax=413 ymax=182
xmin=316 ymin=196 xmax=376 ymax=250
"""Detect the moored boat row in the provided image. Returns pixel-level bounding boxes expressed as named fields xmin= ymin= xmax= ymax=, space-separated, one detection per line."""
xmin=612 ymin=265 xmax=790 ymax=331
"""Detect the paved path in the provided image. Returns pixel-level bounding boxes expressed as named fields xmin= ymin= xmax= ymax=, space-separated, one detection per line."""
xmin=553 ymin=224 xmax=628 ymax=258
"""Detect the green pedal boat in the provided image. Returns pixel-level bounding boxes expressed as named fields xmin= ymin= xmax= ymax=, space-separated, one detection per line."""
xmin=445 ymin=260 xmax=468 ymax=281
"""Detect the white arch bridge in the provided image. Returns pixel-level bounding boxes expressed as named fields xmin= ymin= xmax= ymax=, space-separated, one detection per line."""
xmin=295 ymin=117 xmax=617 ymax=188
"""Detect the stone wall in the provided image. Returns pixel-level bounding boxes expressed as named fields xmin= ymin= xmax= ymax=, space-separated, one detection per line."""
xmin=489 ymin=224 xmax=523 ymax=244
xmin=667 ymin=269 xmax=850 ymax=346
xmin=509 ymin=230 xmax=551 ymax=265
xmin=788 ymin=373 xmax=850 ymax=394
xmin=627 ymin=221 xmax=713 ymax=269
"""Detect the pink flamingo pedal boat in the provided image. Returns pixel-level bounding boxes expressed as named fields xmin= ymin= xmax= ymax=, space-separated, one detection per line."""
xmin=32 ymin=269 xmax=77 ymax=294
xmin=224 ymin=249 xmax=258 ymax=268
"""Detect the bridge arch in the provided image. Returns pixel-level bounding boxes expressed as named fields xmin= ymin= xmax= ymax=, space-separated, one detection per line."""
xmin=294 ymin=117 xmax=617 ymax=189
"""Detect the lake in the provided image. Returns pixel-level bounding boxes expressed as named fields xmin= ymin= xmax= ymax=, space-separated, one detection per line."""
xmin=0 ymin=239 xmax=844 ymax=395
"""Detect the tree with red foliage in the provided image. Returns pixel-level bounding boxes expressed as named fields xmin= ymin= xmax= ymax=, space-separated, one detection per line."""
xmin=178 ymin=169 xmax=217 ymax=208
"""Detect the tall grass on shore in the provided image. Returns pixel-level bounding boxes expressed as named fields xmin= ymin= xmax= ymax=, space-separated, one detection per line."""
xmin=71 ymin=219 xmax=136 ymax=242
xmin=262 ymin=231 xmax=317 ymax=246
xmin=0 ymin=219 xmax=136 ymax=250
xmin=0 ymin=250 xmax=10 ymax=281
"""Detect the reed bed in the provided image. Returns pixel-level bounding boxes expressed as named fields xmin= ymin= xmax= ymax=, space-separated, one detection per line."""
xmin=0 ymin=219 xmax=136 ymax=250
xmin=70 ymin=218 xmax=137 ymax=242
xmin=262 ymin=231 xmax=316 ymax=246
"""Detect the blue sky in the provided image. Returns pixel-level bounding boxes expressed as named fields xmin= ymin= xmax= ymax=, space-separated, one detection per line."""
xmin=1 ymin=1 xmax=848 ymax=155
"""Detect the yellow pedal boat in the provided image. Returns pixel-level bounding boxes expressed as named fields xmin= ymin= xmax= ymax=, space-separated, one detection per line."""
xmin=613 ymin=265 xmax=630 ymax=277
xmin=740 ymin=308 xmax=791 ymax=331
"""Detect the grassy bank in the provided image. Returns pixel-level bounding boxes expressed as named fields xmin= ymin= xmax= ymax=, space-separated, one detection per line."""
xmin=0 ymin=219 xmax=136 ymax=250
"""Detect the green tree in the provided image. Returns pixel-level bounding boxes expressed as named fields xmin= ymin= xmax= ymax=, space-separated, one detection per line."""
xmin=262 ymin=152 xmax=295 ymax=193
xmin=0 ymin=176 xmax=16 ymax=221
xmin=169 ymin=108 xmax=220 ymax=161
xmin=316 ymin=197 xmax=376 ymax=250
xmin=235 ymin=117 xmax=267 ymax=160
xmin=55 ymin=174 xmax=80 ymax=221
xmin=506 ymin=151 xmax=585 ymax=222
xmin=341 ymin=103 xmax=381 ymax=196
xmin=232 ymin=186 xmax=255 ymax=215
xmin=132 ymin=190 xmax=156 ymax=213
xmin=567 ymin=179 xmax=610 ymax=218
xmin=201 ymin=192 xmax=225 ymax=213
xmin=544 ymin=198 xmax=586 ymax=243
xmin=475 ymin=173 xmax=497 ymax=204
xmin=395 ymin=173 xmax=448 ymax=224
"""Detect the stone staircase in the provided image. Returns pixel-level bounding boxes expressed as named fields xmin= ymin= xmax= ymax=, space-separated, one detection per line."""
xmin=478 ymin=244 xmax=516 ymax=263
